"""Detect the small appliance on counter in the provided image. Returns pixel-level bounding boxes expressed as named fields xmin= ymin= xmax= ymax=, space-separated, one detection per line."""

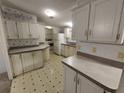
xmin=8 ymin=38 xmax=40 ymax=49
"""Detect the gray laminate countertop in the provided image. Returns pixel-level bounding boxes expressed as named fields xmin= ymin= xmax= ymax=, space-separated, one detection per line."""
xmin=8 ymin=44 xmax=49 ymax=55
xmin=61 ymin=43 xmax=76 ymax=47
xmin=62 ymin=55 xmax=123 ymax=91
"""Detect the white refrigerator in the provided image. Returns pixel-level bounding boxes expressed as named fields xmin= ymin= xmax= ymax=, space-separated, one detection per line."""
xmin=53 ymin=33 xmax=65 ymax=55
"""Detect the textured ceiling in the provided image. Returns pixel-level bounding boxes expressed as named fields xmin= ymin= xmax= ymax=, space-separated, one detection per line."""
xmin=5 ymin=0 xmax=76 ymax=27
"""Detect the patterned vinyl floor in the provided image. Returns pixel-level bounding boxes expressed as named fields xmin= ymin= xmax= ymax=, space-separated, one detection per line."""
xmin=10 ymin=53 xmax=64 ymax=93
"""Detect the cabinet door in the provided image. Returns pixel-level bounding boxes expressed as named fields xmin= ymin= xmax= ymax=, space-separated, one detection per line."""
xmin=38 ymin=24 xmax=45 ymax=42
xmin=6 ymin=21 xmax=18 ymax=39
xmin=17 ymin=22 xmax=30 ymax=39
xmin=21 ymin=52 xmax=34 ymax=72
xmin=72 ymin=4 xmax=90 ymax=41
xmin=43 ymin=47 xmax=50 ymax=62
xmin=64 ymin=46 xmax=69 ymax=57
xmin=77 ymin=74 xmax=104 ymax=93
xmin=89 ymin=0 xmax=123 ymax=43
xmin=11 ymin=54 xmax=23 ymax=76
xmin=69 ymin=47 xmax=76 ymax=56
xmin=29 ymin=23 xmax=40 ymax=38
xmin=61 ymin=44 xmax=65 ymax=56
xmin=33 ymin=51 xmax=43 ymax=69
xmin=64 ymin=65 xmax=77 ymax=93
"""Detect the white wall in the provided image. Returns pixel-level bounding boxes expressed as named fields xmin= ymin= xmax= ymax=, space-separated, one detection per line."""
xmin=78 ymin=42 xmax=124 ymax=63
xmin=0 ymin=10 xmax=13 ymax=79
xmin=0 ymin=48 xmax=6 ymax=73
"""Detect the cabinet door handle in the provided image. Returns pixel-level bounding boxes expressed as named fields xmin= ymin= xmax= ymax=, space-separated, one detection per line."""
xmin=88 ymin=29 xmax=92 ymax=36
xmin=74 ymin=75 xmax=76 ymax=82
xmin=85 ymin=30 xmax=88 ymax=36
xmin=77 ymin=78 xmax=80 ymax=85
xmin=116 ymin=33 xmax=120 ymax=40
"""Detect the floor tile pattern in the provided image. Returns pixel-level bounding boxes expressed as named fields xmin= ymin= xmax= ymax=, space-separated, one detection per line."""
xmin=11 ymin=53 xmax=64 ymax=93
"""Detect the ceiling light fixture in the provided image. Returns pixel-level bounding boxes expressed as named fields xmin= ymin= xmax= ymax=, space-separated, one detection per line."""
xmin=44 ymin=9 xmax=56 ymax=19
xmin=65 ymin=22 xmax=73 ymax=28
xmin=45 ymin=26 xmax=53 ymax=29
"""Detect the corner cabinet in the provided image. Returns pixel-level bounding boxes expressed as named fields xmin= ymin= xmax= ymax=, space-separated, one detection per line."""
xmin=64 ymin=65 xmax=105 ymax=93
xmin=29 ymin=23 xmax=40 ymax=39
xmin=10 ymin=54 xmax=23 ymax=76
xmin=72 ymin=0 xmax=124 ymax=44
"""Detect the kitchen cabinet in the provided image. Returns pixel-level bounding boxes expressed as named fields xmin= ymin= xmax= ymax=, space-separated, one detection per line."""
xmin=64 ymin=65 xmax=105 ymax=93
xmin=61 ymin=44 xmax=65 ymax=56
xmin=72 ymin=4 xmax=90 ymax=41
xmin=72 ymin=0 xmax=124 ymax=44
xmin=38 ymin=24 xmax=45 ymax=43
xmin=43 ymin=47 xmax=50 ymax=62
xmin=10 ymin=54 xmax=23 ymax=76
xmin=89 ymin=0 xmax=123 ymax=43
xmin=64 ymin=45 xmax=69 ymax=57
xmin=21 ymin=52 xmax=34 ymax=72
xmin=33 ymin=51 xmax=43 ymax=69
xmin=64 ymin=65 xmax=77 ymax=93
xmin=29 ymin=23 xmax=40 ymax=38
xmin=6 ymin=20 xmax=18 ymax=39
xmin=17 ymin=22 xmax=30 ymax=39
xmin=77 ymin=74 xmax=104 ymax=93
xmin=61 ymin=44 xmax=76 ymax=57
xmin=9 ymin=46 xmax=49 ymax=77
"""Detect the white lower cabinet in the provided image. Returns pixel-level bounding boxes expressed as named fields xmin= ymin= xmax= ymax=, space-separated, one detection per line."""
xmin=43 ymin=47 xmax=50 ymax=62
xmin=61 ymin=44 xmax=65 ymax=56
xmin=10 ymin=48 xmax=49 ymax=77
xmin=64 ymin=46 xmax=69 ymax=57
xmin=64 ymin=65 xmax=77 ymax=93
xmin=10 ymin=54 xmax=23 ymax=76
xmin=77 ymin=74 xmax=104 ymax=93
xmin=69 ymin=47 xmax=76 ymax=56
xmin=33 ymin=51 xmax=43 ymax=69
xmin=21 ymin=52 xmax=34 ymax=72
xmin=64 ymin=65 xmax=104 ymax=93
xmin=61 ymin=45 xmax=76 ymax=57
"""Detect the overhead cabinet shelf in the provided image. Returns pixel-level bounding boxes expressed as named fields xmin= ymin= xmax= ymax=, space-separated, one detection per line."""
xmin=72 ymin=0 xmax=124 ymax=44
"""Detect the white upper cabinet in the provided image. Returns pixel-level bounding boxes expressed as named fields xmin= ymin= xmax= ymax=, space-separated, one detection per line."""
xmin=17 ymin=22 xmax=30 ymax=39
xmin=72 ymin=4 xmax=90 ymax=41
xmin=37 ymin=24 xmax=45 ymax=43
xmin=72 ymin=0 xmax=124 ymax=44
xmin=29 ymin=23 xmax=40 ymax=39
xmin=89 ymin=0 xmax=123 ymax=43
xmin=6 ymin=20 xmax=18 ymax=39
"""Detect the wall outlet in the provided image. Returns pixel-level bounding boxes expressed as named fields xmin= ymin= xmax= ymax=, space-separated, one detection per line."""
xmin=118 ymin=52 xmax=124 ymax=60
xmin=92 ymin=47 xmax=96 ymax=53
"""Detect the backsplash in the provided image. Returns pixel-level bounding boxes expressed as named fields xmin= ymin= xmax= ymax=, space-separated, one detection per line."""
xmin=8 ymin=39 xmax=39 ymax=48
xmin=78 ymin=42 xmax=124 ymax=63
